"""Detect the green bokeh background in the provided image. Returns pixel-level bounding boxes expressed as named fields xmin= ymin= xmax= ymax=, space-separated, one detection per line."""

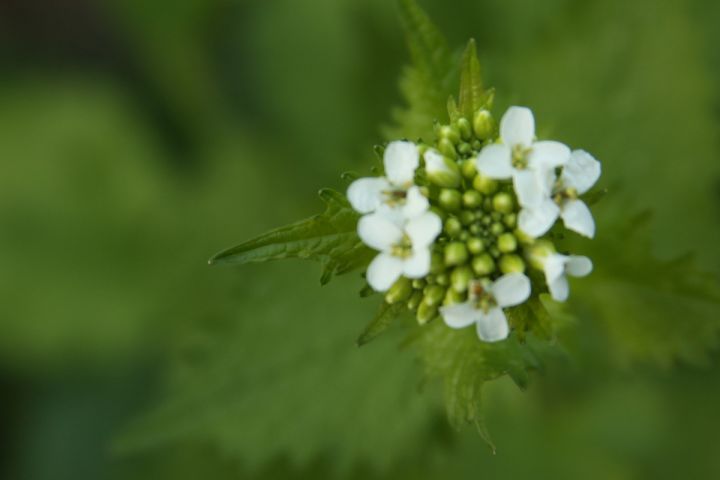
xmin=1 ymin=0 xmax=719 ymax=479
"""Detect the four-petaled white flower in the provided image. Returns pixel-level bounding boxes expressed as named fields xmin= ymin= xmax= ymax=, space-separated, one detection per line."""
xmin=476 ymin=106 xmax=571 ymax=208
xmin=539 ymin=253 xmax=593 ymax=301
xmin=347 ymin=141 xmax=429 ymax=221
xmin=440 ymin=273 xmax=531 ymax=342
xmin=358 ymin=211 xmax=442 ymax=292
xmin=518 ymin=149 xmax=601 ymax=238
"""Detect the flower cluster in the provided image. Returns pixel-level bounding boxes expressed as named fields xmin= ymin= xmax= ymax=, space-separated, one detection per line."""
xmin=348 ymin=106 xmax=600 ymax=342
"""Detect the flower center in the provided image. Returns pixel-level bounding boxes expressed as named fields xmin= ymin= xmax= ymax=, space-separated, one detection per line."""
xmin=511 ymin=144 xmax=532 ymax=169
xmin=382 ymin=188 xmax=408 ymax=207
xmin=552 ymin=182 xmax=578 ymax=205
xmin=390 ymin=234 xmax=414 ymax=259
xmin=469 ymin=280 xmax=497 ymax=313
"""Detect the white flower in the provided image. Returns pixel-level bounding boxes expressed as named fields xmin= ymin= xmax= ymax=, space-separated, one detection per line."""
xmin=476 ymin=106 xmax=571 ymax=208
xmin=439 ymin=273 xmax=531 ymax=342
xmin=540 ymin=253 xmax=593 ymax=301
xmin=358 ymin=210 xmax=442 ymax=292
xmin=347 ymin=141 xmax=428 ymax=220
xmin=518 ymin=149 xmax=601 ymax=238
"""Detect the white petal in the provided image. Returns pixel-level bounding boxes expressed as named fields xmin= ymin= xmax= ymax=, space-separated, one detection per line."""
xmin=401 ymin=186 xmax=429 ymax=219
xmin=561 ymin=150 xmax=601 ymax=195
xmin=403 ymin=248 xmax=431 ymax=278
xmin=357 ymin=213 xmax=403 ymax=251
xmin=424 ymin=149 xmax=448 ymax=174
xmin=491 ymin=273 xmax=531 ymax=308
xmin=500 ymin=106 xmax=535 ymax=148
xmin=440 ymin=302 xmax=479 ymax=329
xmin=514 ymin=170 xmax=551 ymax=208
xmin=346 ymin=177 xmax=390 ymax=214
xmin=543 ymin=253 xmax=569 ymax=285
xmin=366 ymin=253 xmax=404 ymax=292
xmin=566 ymin=255 xmax=593 ymax=277
xmin=384 ymin=141 xmax=419 ymax=185
xmin=528 ymin=141 xmax=571 ymax=171
xmin=518 ymin=199 xmax=560 ymax=238
xmin=405 ymin=211 xmax=442 ymax=248
xmin=476 ymin=307 xmax=510 ymax=342
xmin=561 ymin=199 xmax=595 ymax=238
xmin=548 ymin=275 xmax=569 ymax=302
xmin=476 ymin=144 xmax=513 ymax=179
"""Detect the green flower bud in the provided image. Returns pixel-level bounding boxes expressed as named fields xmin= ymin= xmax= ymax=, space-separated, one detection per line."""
xmin=412 ymin=279 xmax=426 ymax=290
xmin=514 ymin=228 xmax=535 ymax=246
xmin=497 ymin=233 xmax=518 ymax=253
xmin=492 ymin=192 xmax=514 ymax=214
xmin=435 ymin=273 xmax=449 ymax=287
xmin=457 ymin=117 xmax=472 ymax=140
xmin=450 ymin=266 xmax=473 ymax=293
xmin=425 ymin=274 xmax=436 ymax=284
xmin=444 ymin=217 xmax=463 ymax=237
xmin=489 ymin=246 xmax=501 ymax=258
xmin=462 ymin=190 xmax=483 ymax=209
xmin=417 ymin=301 xmax=438 ymax=325
xmin=430 ymin=252 xmax=445 ymax=274
xmin=444 ymin=287 xmax=466 ymax=306
xmin=473 ymin=109 xmax=495 ymax=139
xmin=491 ymin=211 xmax=503 ymax=221
xmin=425 ymin=150 xmax=461 ymax=188
xmin=472 ymin=253 xmax=495 ymax=276
xmin=504 ymin=213 xmax=517 ymax=228
xmin=460 ymin=210 xmax=476 ymax=225
xmin=469 ymin=224 xmax=482 ymax=235
xmin=481 ymin=214 xmax=492 ymax=226
xmin=472 ymin=139 xmax=483 ymax=150
xmin=439 ymin=188 xmax=462 ymax=211
xmin=438 ymin=125 xmax=461 ymax=144
xmin=385 ymin=277 xmax=413 ymax=304
xmin=460 ymin=159 xmax=477 ymax=179
xmin=527 ymin=239 xmax=556 ymax=270
xmin=438 ymin=138 xmax=457 ymax=159
xmin=499 ymin=254 xmax=526 ymax=274
xmin=459 ymin=230 xmax=470 ymax=241
xmin=423 ymin=285 xmax=446 ymax=307
xmin=473 ymin=174 xmax=498 ymax=195
xmin=490 ymin=222 xmax=505 ymax=236
xmin=407 ymin=291 xmax=423 ymax=310
xmin=458 ymin=142 xmax=473 ymax=156
xmin=444 ymin=242 xmax=469 ymax=266
xmin=467 ymin=237 xmax=485 ymax=254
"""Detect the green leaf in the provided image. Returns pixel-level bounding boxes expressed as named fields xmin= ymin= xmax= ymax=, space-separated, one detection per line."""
xmin=386 ymin=0 xmax=455 ymax=140
xmin=357 ymin=302 xmax=407 ymax=346
xmin=209 ymin=189 xmax=373 ymax=285
xmin=457 ymin=39 xmax=485 ymax=120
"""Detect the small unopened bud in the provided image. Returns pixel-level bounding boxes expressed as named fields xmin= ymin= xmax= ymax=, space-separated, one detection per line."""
xmin=457 ymin=117 xmax=472 ymax=140
xmin=469 ymin=224 xmax=482 ymax=235
xmin=472 ymin=253 xmax=495 ymax=276
xmin=462 ymin=190 xmax=483 ymax=209
xmin=444 ymin=217 xmax=463 ymax=237
xmin=412 ymin=279 xmax=426 ymax=290
xmin=490 ymin=222 xmax=505 ymax=236
xmin=444 ymin=287 xmax=466 ymax=306
xmin=473 ymin=109 xmax=495 ymax=139
xmin=527 ymin=239 xmax=556 ymax=270
xmin=439 ymin=189 xmax=462 ymax=211
xmin=458 ymin=142 xmax=473 ymax=156
xmin=461 ymin=159 xmax=477 ymax=179
xmin=423 ymin=285 xmax=446 ymax=307
xmin=435 ymin=273 xmax=449 ymax=286
xmin=467 ymin=237 xmax=485 ymax=254
xmin=424 ymin=150 xmax=461 ymax=188
xmin=450 ymin=266 xmax=473 ymax=293
xmin=438 ymin=125 xmax=461 ymax=144
xmin=430 ymin=252 xmax=445 ymax=274
xmin=497 ymin=233 xmax=518 ymax=253
xmin=417 ymin=301 xmax=438 ymax=325
xmin=514 ymin=228 xmax=535 ymax=245
xmin=473 ymin=174 xmax=499 ymax=195
xmin=489 ymin=246 xmax=501 ymax=258
xmin=438 ymin=138 xmax=457 ymax=159
xmin=459 ymin=230 xmax=470 ymax=241
xmin=499 ymin=254 xmax=526 ymax=274
xmin=407 ymin=291 xmax=423 ymax=310
xmin=444 ymin=242 xmax=469 ymax=266
xmin=493 ymin=192 xmax=514 ymax=213
xmin=385 ymin=277 xmax=413 ymax=304
xmin=504 ymin=213 xmax=517 ymax=228
xmin=460 ymin=210 xmax=476 ymax=225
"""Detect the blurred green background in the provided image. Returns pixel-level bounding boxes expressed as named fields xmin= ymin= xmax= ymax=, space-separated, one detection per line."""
xmin=1 ymin=0 xmax=720 ymax=479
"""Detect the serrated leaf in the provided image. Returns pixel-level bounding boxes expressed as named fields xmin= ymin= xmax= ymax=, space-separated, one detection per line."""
xmin=210 ymin=189 xmax=373 ymax=284
xmin=458 ymin=39 xmax=485 ymax=120
xmin=386 ymin=0 xmax=455 ymax=140
xmin=357 ymin=302 xmax=407 ymax=346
